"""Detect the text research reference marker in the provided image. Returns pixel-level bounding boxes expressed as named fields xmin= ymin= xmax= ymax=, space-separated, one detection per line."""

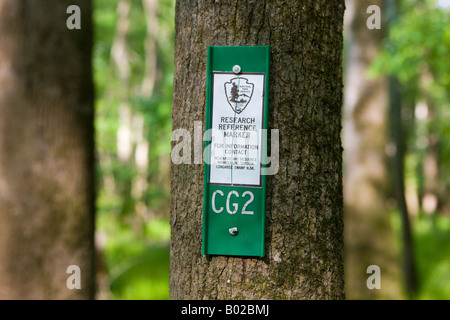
xmin=202 ymin=46 xmax=270 ymax=257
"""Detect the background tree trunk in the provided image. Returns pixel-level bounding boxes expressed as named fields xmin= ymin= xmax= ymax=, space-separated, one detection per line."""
xmin=343 ymin=0 xmax=402 ymax=299
xmin=389 ymin=77 xmax=418 ymax=297
xmin=141 ymin=0 xmax=158 ymax=98
xmin=0 ymin=0 xmax=95 ymax=299
xmin=385 ymin=0 xmax=417 ymax=298
xmin=171 ymin=0 xmax=345 ymax=299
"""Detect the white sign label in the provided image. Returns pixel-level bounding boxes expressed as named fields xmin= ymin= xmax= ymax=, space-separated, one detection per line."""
xmin=209 ymin=72 xmax=265 ymax=186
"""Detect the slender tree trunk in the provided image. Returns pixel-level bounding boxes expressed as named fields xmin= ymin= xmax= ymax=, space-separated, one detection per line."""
xmin=343 ymin=0 xmax=402 ymax=299
xmin=112 ymin=0 xmax=132 ymax=164
xmin=385 ymin=0 xmax=418 ymax=298
xmin=130 ymin=0 xmax=159 ymax=223
xmin=389 ymin=77 xmax=418 ymax=298
xmin=171 ymin=0 xmax=345 ymax=300
xmin=415 ymin=97 xmax=442 ymax=216
xmin=420 ymin=89 xmax=442 ymax=215
xmin=112 ymin=0 xmax=137 ymax=220
xmin=0 ymin=0 xmax=95 ymax=299
xmin=141 ymin=0 xmax=158 ymax=98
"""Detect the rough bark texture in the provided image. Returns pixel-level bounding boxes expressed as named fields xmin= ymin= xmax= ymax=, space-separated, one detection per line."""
xmin=0 ymin=0 xmax=95 ymax=299
xmin=343 ymin=0 xmax=401 ymax=299
xmin=171 ymin=0 xmax=345 ymax=299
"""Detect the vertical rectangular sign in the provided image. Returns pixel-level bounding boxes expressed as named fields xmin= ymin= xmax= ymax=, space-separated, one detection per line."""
xmin=202 ymin=46 xmax=270 ymax=257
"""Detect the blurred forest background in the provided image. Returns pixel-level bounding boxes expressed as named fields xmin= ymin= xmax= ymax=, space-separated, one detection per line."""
xmin=92 ymin=0 xmax=449 ymax=299
xmin=94 ymin=0 xmax=173 ymax=299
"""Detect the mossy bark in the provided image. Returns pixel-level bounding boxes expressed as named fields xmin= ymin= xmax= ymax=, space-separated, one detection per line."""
xmin=0 ymin=0 xmax=95 ymax=299
xmin=171 ymin=0 xmax=345 ymax=299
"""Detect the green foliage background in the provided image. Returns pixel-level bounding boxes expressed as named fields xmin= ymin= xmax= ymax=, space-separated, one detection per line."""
xmin=94 ymin=0 xmax=174 ymax=299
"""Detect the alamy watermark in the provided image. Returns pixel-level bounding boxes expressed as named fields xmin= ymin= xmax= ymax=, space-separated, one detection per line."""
xmin=66 ymin=265 xmax=81 ymax=290
xmin=171 ymin=121 xmax=279 ymax=176
xmin=66 ymin=5 xmax=81 ymax=30
xmin=366 ymin=265 xmax=381 ymax=290
xmin=65 ymin=4 xmax=381 ymax=30
xmin=366 ymin=5 xmax=381 ymax=30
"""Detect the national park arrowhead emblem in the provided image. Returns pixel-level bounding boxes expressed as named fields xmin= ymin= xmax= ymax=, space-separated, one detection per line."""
xmin=224 ymin=77 xmax=254 ymax=114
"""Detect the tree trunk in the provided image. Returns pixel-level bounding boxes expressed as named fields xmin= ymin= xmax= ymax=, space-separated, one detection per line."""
xmin=420 ymin=81 xmax=443 ymax=215
xmin=389 ymin=77 xmax=418 ymax=298
xmin=171 ymin=0 xmax=345 ymax=300
xmin=141 ymin=0 xmax=158 ymax=98
xmin=0 ymin=0 xmax=95 ymax=299
xmin=343 ymin=0 xmax=402 ymax=299
xmin=385 ymin=0 xmax=418 ymax=298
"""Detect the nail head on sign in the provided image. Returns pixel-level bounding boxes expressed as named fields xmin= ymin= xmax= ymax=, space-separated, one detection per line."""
xmin=229 ymin=227 xmax=238 ymax=236
xmin=232 ymin=65 xmax=241 ymax=74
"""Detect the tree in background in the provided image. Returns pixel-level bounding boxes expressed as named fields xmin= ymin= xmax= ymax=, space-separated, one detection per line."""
xmin=343 ymin=0 xmax=402 ymax=299
xmin=0 ymin=0 xmax=95 ymax=299
xmin=94 ymin=0 xmax=174 ymax=299
xmin=373 ymin=0 xmax=450 ymax=215
xmin=171 ymin=0 xmax=345 ymax=299
xmin=384 ymin=0 xmax=418 ymax=299
xmin=95 ymin=0 xmax=173 ymax=226
xmin=371 ymin=0 xmax=450 ymax=299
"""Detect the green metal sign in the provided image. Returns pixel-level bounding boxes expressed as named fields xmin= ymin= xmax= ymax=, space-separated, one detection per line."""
xmin=202 ymin=46 xmax=270 ymax=257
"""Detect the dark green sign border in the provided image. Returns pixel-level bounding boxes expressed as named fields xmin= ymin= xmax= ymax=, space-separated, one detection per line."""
xmin=202 ymin=45 xmax=270 ymax=257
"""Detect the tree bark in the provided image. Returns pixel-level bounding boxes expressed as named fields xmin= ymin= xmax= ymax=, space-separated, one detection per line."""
xmin=343 ymin=0 xmax=402 ymax=299
xmin=171 ymin=0 xmax=345 ymax=299
xmin=0 ymin=0 xmax=95 ymax=299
